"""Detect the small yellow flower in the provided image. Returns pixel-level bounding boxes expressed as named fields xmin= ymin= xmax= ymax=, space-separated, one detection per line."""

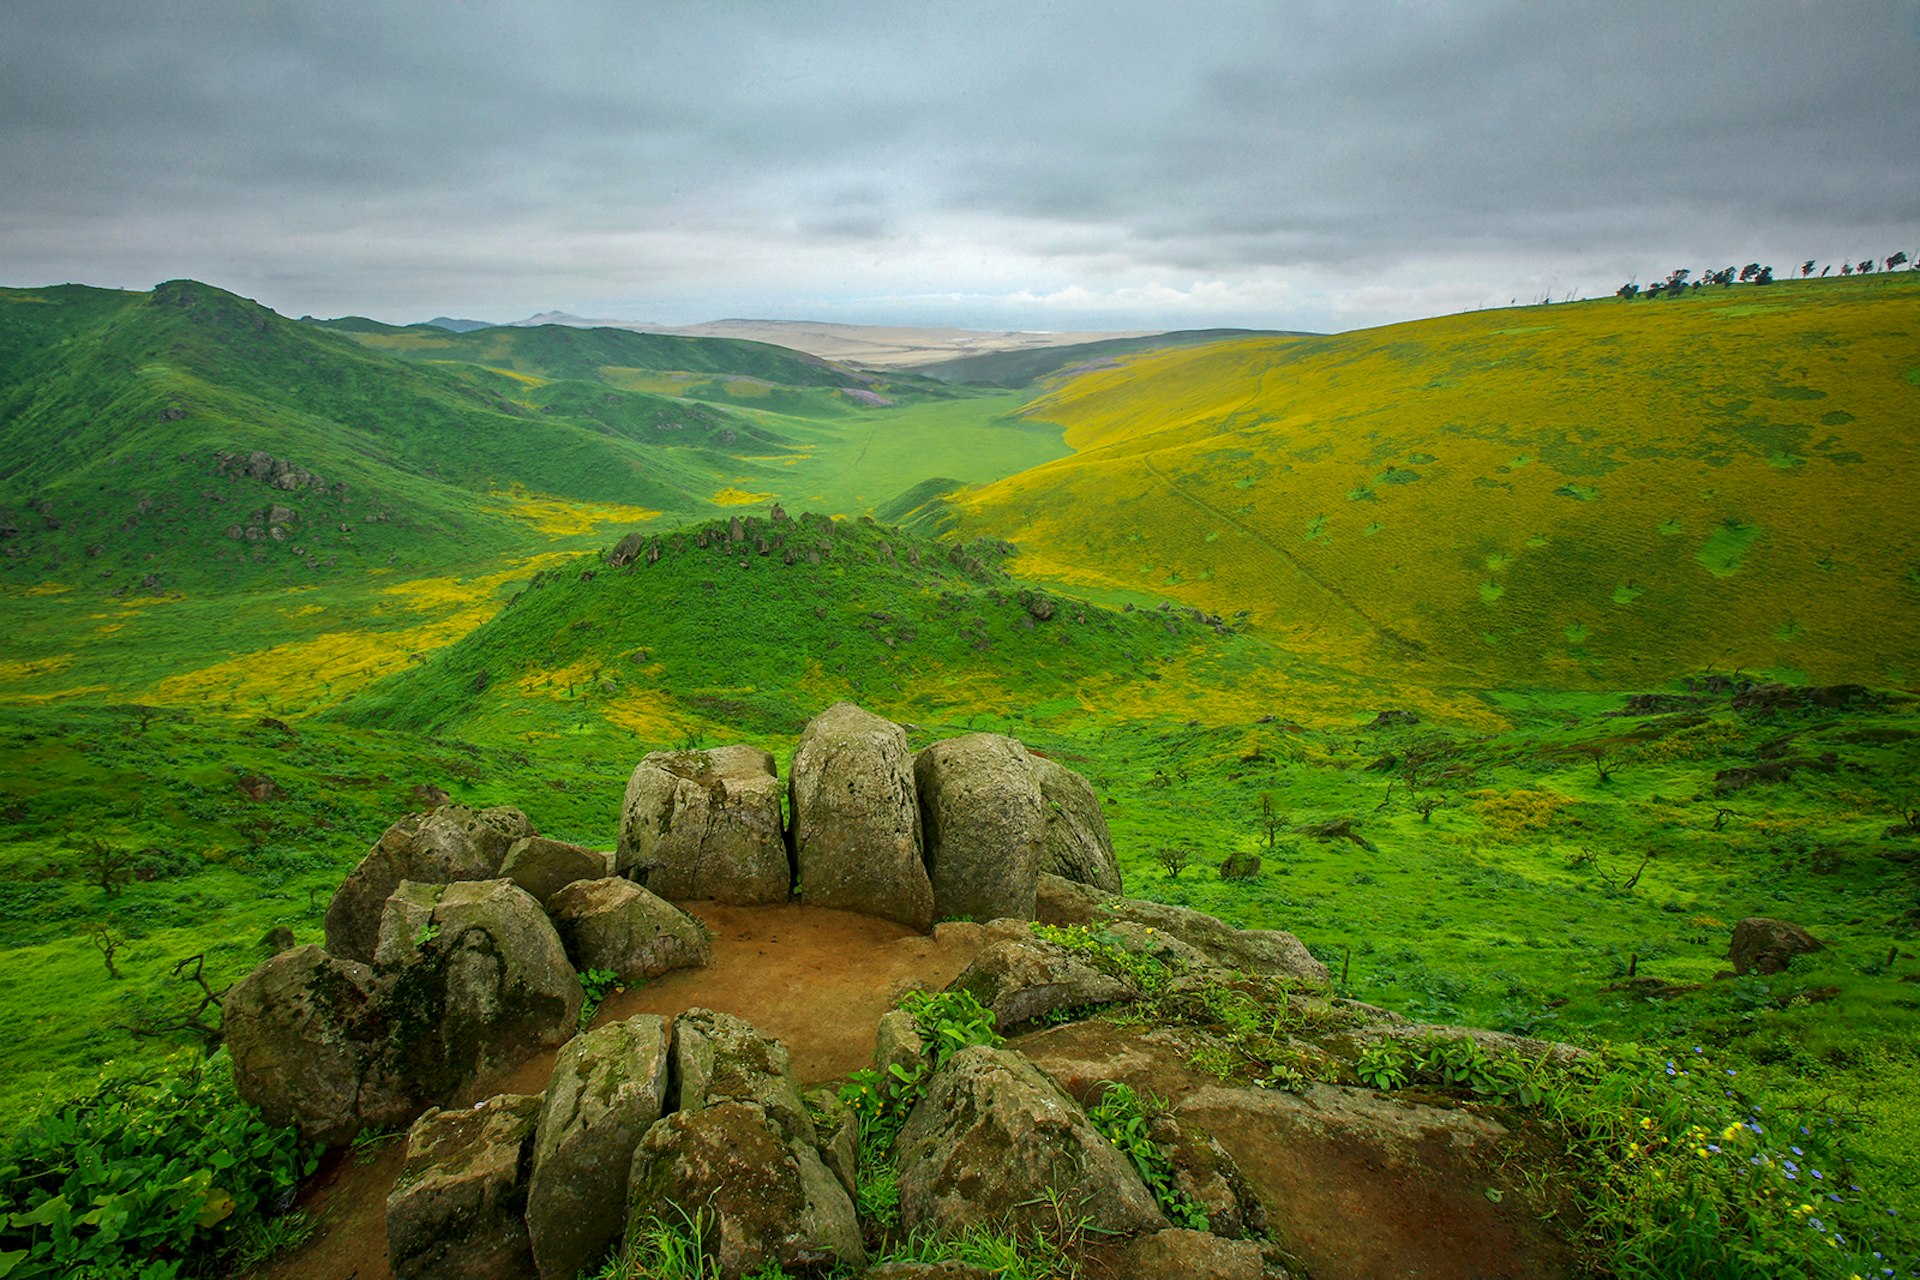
xmin=1721 ymin=1123 xmax=1745 ymax=1142
xmin=1640 ymin=1116 xmax=1655 ymax=1129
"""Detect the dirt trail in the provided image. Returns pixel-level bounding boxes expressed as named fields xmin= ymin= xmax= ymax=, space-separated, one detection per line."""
xmin=250 ymin=902 xmax=988 ymax=1280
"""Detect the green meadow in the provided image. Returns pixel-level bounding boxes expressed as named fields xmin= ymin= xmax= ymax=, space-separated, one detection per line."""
xmin=1 ymin=277 xmax=1917 ymax=1274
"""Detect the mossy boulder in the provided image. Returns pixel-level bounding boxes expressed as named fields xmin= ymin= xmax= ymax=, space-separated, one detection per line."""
xmin=325 ymin=805 xmax=536 ymax=963
xmin=789 ymin=701 xmax=933 ymax=931
xmin=526 ymin=1015 xmax=670 ymax=1280
xmin=1031 ymin=755 xmax=1122 ymax=894
xmin=498 ymin=836 xmax=609 ymax=906
xmin=222 ymin=945 xmax=412 ymax=1146
xmin=546 ymin=876 xmax=711 ymax=982
xmin=385 ymin=1091 xmax=543 ymax=1280
xmin=617 ymin=745 xmax=790 ymax=904
xmin=914 ymin=734 xmax=1046 ymax=924
xmin=894 ymin=1044 xmax=1165 ymax=1238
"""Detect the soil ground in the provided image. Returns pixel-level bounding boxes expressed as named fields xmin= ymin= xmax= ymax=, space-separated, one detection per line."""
xmin=248 ymin=902 xmax=988 ymax=1280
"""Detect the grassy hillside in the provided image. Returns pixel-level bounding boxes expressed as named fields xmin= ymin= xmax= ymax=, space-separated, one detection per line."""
xmin=951 ymin=275 xmax=1920 ymax=689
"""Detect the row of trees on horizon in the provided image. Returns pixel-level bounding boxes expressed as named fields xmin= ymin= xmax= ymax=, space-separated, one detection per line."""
xmin=1616 ymin=251 xmax=1913 ymax=299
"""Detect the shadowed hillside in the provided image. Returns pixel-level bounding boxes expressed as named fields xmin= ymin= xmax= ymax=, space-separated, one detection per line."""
xmin=952 ymin=275 xmax=1920 ymax=688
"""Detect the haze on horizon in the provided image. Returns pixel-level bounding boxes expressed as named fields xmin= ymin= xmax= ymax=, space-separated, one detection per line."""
xmin=2 ymin=0 xmax=1915 ymax=335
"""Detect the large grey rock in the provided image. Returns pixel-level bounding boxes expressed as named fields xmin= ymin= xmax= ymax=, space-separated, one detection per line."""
xmin=670 ymin=1008 xmax=815 ymax=1147
xmin=617 ymin=745 xmax=790 ymax=904
xmin=1107 ymin=1229 xmax=1266 ymax=1280
xmin=546 ymin=876 xmax=711 ymax=982
xmin=1729 ymin=916 xmax=1823 ymax=976
xmin=498 ymin=836 xmax=607 ymax=906
xmin=1031 ymin=756 xmax=1122 ymax=894
xmin=628 ymin=1101 xmax=865 ymax=1279
xmin=1037 ymin=874 xmax=1329 ymax=985
xmin=223 ymin=945 xmax=412 ymax=1146
xmin=526 ymin=1016 xmax=670 ymax=1280
xmin=326 ymin=805 xmax=536 ymax=962
xmin=914 ymin=734 xmax=1046 ymax=924
xmin=945 ymin=929 xmax=1136 ymax=1030
xmin=386 ymin=1092 xmax=543 ymax=1280
xmin=894 ymin=1044 xmax=1165 ymax=1238
xmin=790 ymin=702 xmax=934 ymax=930
xmin=375 ymin=880 xmax=582 ymax=1100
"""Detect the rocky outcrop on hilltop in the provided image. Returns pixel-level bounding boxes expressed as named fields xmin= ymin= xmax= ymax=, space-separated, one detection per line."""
xmin=237 ymin=700 xmax=1585 ymax=1279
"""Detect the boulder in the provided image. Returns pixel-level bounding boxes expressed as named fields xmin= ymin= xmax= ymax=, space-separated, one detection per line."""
xmin=857 ymin=1266 xmax=997 ymax=1280
xmin=1037 ymin=874 xmax=1328 ymax=985
xmin=386 ymin=1092 xmax=543 ymax=1280
xmin=1106 ymin=1229 xmax=1267 ymax=1280
xmin=546 ymin=877 xmax=711 ymax=982
xmin=805 ymin=1086 xmax=860 ymax=1201
xmin=526 ymin=1016 xmax=671 ymax=1280
xmin=498 ymin=836 xmax=607 ymax=905
xmin=222 ymin=945 xmax=411 ymax=1146
xmin=1030 ymin=756 xmax=1122 ymax=894
xmin=789 ymin=702 xmax=934 ymax=931
xmin=894 ymin=1045 xmax=1165 ymax=1239
xmin=376 ymin=880 xmax=582 ymax=1100
xmin=628 ymin=1101 xmax=865 ymax=1278
xmin=670 ymin=1008 xmax=815 ymax=1147
xmin=945 ymin=931 xmax=1136 ymax=1031
xmin=326 ymin=805 xmax=536 ymax=962
xmin=1729 ymin=916 xmax=1824 ymax=976
xmin=617 ymin=745 xmax=790 ymax=904
xmin=914 ymin=734 xmax=1046 ymax=924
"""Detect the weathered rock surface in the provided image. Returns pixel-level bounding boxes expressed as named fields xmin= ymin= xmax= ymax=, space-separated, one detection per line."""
xmin=546 ymin=876 xmax=711 ymax=982
xmin=376 ymin=879 xmax=582 ymax=1099
xmin=326 ymin=805 xmax=536 ymax=962
xmin=894 ymin=1044 xmax=1165 ymax=1238
xmin=1106 ymin=1228 xmax=1267 ymax=1280
xmin=617 ymin=745 xmax=790 ymax=904
xmin=871 ymin=1008 xmax=925 ymax=1082
xmin=498 ymin=836 xmax=607 ymax=905
xmin=1031 ymin=756 xmax=1122 ymax=894
xmin=1729 ymin=916 xmax=1824 ymax=976
xmin=945 ymin=929 xmax=1136 ymax=1030
xmin=1018 ymin=1018 xmax=1572 ymax=1280
xmin=856 ymin=1264 xmax=998 ymax=1280
xmin=1037 ymin=874 xmax=1329 ymax=984
xmin=805 ymin=1086 xmax=860 ymax=1201
xmin=914 ymin=734 xmax=1046 ymax=924
xmin=526 ymin=1016 xmax=670 ymax=1280
xmin=385 ymin=1091 xmax=543 ymax=1280
xmin=670 ymin=1008 xmax=816 ymax=1146
xmin=628 ymin=1100 xmax=865 ymax=1278
xmin=789 ymin=702 xmax=934 ymax=931
xmin=222 ymin=945 xmax=411 ymax=1146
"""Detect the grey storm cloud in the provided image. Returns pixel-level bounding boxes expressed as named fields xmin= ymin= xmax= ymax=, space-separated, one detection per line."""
xmin=1 ymin=0 xmax=1915 ymax=330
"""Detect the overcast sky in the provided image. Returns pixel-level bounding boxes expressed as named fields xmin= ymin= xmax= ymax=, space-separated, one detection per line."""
xmin=3 ymin=0 xmax=1915 ymax=333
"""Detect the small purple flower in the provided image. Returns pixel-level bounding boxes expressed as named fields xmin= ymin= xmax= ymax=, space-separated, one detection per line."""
xmin=1785 ymin=1160 xmax=1799 ymax=1172
xmin=1792 ymin=1146 xmax=1804 ymax=1156
xmin=1812 ymin=1170 xmax=1824 ymax=1181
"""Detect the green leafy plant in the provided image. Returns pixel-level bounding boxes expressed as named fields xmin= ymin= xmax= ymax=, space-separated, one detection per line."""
xmin=1356 ymin=1039 xmax=1415 ymax=1091
xmin=0 ymin=1053 xmax=315 ymax=1280
xmin=578 ymin=967 xmax=622 ymax=1032
xmin=1084 ymin=1081 xmax=1210 ymax=1232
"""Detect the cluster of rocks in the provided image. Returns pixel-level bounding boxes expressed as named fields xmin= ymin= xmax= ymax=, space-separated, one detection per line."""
xmin=616 ymin=701 xmax=1122 ymax=931
xmin=377 ymin=876 xmax=1336 ymax=1280
xmin=225 ymin=700 xmax=1597 ymax=1278
xmin=226 ymin=804 xmax=709 ymax=1146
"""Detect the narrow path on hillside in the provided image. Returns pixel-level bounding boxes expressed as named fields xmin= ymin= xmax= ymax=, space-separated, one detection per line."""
xmin=1138 ymin=449 xmax=1458 ymax=669
xmin=246 ymin=903 xmax=991 ymax=1280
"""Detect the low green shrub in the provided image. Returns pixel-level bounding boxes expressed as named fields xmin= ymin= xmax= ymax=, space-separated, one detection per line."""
xmin=1083 ymin=1082 xmax=1210 ymax=1231
xmin=0 ymin=1052 xmax=315 ymax=1279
